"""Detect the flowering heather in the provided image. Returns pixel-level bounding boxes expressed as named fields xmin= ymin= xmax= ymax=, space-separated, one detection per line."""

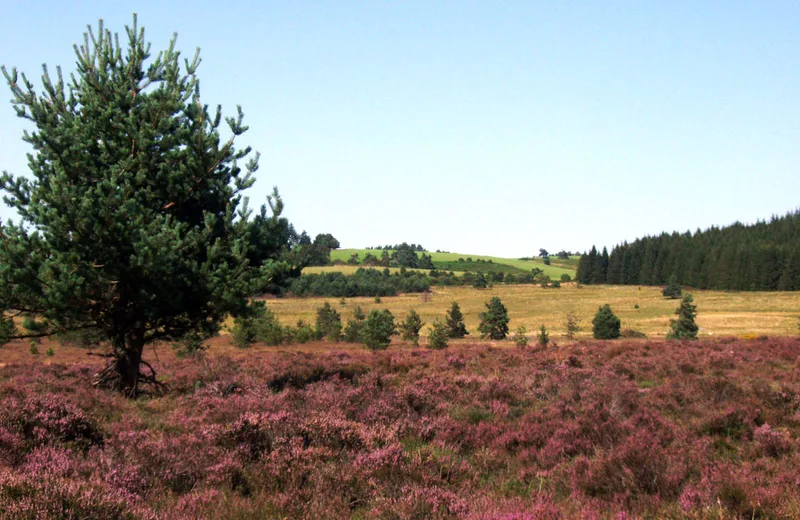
xmin=0 ymin=337 xmax=799 ymax=518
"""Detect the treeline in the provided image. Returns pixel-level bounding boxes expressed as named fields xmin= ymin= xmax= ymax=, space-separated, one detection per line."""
xmin=366 ymin=242 xmax=426 ymax=252
xmin=289 ymin=267 xmax=570 ymax=297
xmin=576 ymin=210 xmax=800 ymax=291
xmin=343 ymin=243 xmax=435 ymax=269
xmin=290 ymin=268 xmax=431 ymax=297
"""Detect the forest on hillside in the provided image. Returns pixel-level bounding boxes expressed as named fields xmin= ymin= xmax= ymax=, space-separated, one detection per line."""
xmin=577 ymin=210 xmax=800 ymax=291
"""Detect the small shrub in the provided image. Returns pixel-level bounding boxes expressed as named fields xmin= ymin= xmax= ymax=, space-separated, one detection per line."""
xmin=512 ymin=325 xmax=528 ymax=347
xmin=374 ymin=296 xmax=382 ymax=304
xmin=428 ymin=320 xmax=449 ymax=350
xmin=45 ymin=348 xmax=54 ymax=357
xmin=667 ymin=293 xmax=698 ymax=340
xmin=172 ymin=331 xmax=209 ymax=358
xmin=662 ymin=274 xmax=682 ymax=299
xmin=315 ymin=302 xmax=342 ymax=342
xmin=592 ymin=304 xmax=621 ymax=340
xmin=231 ymin=301 xmax=285 ymax=347
xmin=446 ymin=302 xmax=469 ymax=338
xmin=564 ymin=310 xmax=580 ymax=340
xmin=399 ymin=309 xmax=424 ymax=347
xmin=343 ymin=306 xmax=366 ymax=343
xmin=560 ymin=273 xmax=571 ymax=282
xmin=537 ymin=325 xmax=550 ymax=347
xmin=478 ymin=296 xmax=509 ymax=340
xmin=29 ymin=342 xmax=39 ymax=355
xmin=621 ymin=329 xmax=647 ymax=338
xmin=362 ymin=309 xmax=396 ymax=350
xmin=293 ymin=320 xmax=316 ymax=344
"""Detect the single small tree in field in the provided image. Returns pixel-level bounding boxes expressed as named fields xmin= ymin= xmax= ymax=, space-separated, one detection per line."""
xmin=428 ymin=319 xmax=449 ymax=350
xmin=399 ymin=309 xmax=424 ymax=347
xmin=316 ymin=302 xmax=342 ymax=341
xmin=564 ymin=311 xmax=580 ymax=340
xmin=592 ymin=305 xmax=621 ymax=340
xmin=538 ymin=325 xmax=550 ymax=347
xmin=473 ymin=272 xmax=488 ymax=289
xmin=478 ymin=297 xmax=510 ymax=340
xmin=662 ymin=274 xmax=683 ymax=299
xmin=0 ymin=17 xmax=295 ymax=395
xmin=667 ymin=294 xmax=699 ymax=340
xmin=343 ymin=306 xmax=366 ymax=343
xmin=446 ymin=302 xmax=469 ymax=338
xmin=362 ymin=309 xmax=396 ymax=350
xmin=512 ymin=325 xmax=528 ymax=347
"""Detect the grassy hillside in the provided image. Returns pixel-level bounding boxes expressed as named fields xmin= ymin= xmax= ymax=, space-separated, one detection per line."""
xmin=330 ymin=248 xmax=575 ymax=279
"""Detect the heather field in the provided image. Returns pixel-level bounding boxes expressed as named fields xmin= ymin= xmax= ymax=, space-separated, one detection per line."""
xmin=1 ymin=337 xmax=800 ymax=519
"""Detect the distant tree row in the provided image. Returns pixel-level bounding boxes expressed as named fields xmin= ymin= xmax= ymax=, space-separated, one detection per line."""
xmin=290 ymin=268 xmax=430 ymax=297
xmin=576 ymin=210 xmax=800 ymax=291
xmin=344 ymin=244 xmax=435 ymax=269
xmin=366 ymin=242 xmax=426 ymax=252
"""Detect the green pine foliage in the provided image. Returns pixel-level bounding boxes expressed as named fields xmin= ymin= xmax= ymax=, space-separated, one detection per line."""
xmin=362 ymin=310 xmax=396 ymax=351
xmin=537 ymin=325 xmax=550 ymax=347
xmin=0 ymin=17 xmax=296 ymax=395
xmin=577 ymin=210 xmax=800 ymax=291
xmin=478 ymin=297 xmax=510 ymax=340
xmin=399 ymin=309 xmax=424 ymax=347
xmin=315 ymin=302 xmax=342 ymax=342
xmin=667 ymin=294 xmax=699 ymax=340
xmin=427 ymin=320 xmax=449 ymax=350
xmin=564 ymin=311 xmax=580 ymax=340
xmin=512 ymin=325 xmax=528 ymax=347
xmin=446 ymin=302 xmax=469 ymax=338
xmin=343 ymin=306 xmax=366 ymax=343
xmin=592 ymin=304 xmax=621 ymax=340
xmin=662 ymin=274 xmax=683 ymax=299
xmin=231 ymin=301 xmax=285 ymax=348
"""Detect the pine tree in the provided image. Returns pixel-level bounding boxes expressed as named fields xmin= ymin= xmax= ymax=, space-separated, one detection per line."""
xmin=472 ymin=272 xmax=488 ymax=289
xmin=478 ymin=297 xmax=510 ymax=340
xmin=666 ymin=294 xmax=699 ymax=340
xmin=0 ymin=17 xmax=290 ymax=395
xmin=537 ymin=325 xmax=550 ymax=347
xmin=446 ymin=302 xmax=469 ymax=338
xmin=592 ymin=304 xmax=621 ymax=340
xmin=564 ymin=310 xmax=580 ymax=340
xmin=428 ymin=319 xmax=449 ymax=350
xmin=316 ymin=303 xmax=342 ymax=341
xmin=399 ymin=309 xmax=424 ymax=347
xmin=662 ymin=274 xmax=682 ymax=299
xmin=362 ymin=309 xmax=396 ymax=350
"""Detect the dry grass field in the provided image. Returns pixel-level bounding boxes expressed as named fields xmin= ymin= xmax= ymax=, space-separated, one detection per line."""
xmin=261 ymin=283 xmax=800 ymax=340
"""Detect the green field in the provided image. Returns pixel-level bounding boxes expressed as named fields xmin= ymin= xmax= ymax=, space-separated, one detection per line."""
xmin=330 ymin=248 xmax=575 ymax=279
xmin=261 ymin=283 xmax=800 ymax=340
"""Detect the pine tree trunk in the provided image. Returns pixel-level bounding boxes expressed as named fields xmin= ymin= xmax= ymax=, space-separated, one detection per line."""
xmin=115 ymin=339 xmax=144 ymax=396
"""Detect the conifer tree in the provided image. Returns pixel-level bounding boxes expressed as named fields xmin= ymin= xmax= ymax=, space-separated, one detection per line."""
xmin=399 ymin=309 xmax=424 ymax=347
xmin=0 ymin=17 xmax=290 ymax=395
xmin=478 ymin=296 xmax=510 ymax=340
xmin=662 ymin=274 xmax=683 ymax=299
xmin=666 ymin=294 xmax=699 ymax=340
xmin=445 ymin=302 xmax=469 ymax=338
xmin=592 ymin=304 xmax=621 ymax=340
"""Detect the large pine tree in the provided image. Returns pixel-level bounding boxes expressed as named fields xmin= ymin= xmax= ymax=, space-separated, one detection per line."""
xmin=0 ymin=17 xmax=289 ymax=395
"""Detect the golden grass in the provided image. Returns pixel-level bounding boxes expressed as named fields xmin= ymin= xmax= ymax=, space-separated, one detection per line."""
xmin=261 ymin=284 xmax=800 ymax=339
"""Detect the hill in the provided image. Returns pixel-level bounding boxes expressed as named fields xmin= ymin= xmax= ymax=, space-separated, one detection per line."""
xmin=331 ymin=248 xmax=576 ymax=279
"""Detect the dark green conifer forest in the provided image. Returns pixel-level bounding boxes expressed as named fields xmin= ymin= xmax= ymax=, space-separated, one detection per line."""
xmin=576 ymin=211 xmax=800 ymax=291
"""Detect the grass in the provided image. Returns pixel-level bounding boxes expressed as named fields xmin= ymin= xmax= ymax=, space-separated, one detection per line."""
xmin=262 ymin=283 xmax=800 ymax=339
xmin=330 ymin=248 xmax=576 ymax=279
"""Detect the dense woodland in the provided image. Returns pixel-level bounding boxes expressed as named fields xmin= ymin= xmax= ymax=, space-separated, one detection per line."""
xmin=576 ymin=210 xmax=800 ymax=291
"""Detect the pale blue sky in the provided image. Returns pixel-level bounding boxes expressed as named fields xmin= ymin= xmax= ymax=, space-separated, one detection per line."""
xmin=1 ymin=1 xmax=798 ymax=256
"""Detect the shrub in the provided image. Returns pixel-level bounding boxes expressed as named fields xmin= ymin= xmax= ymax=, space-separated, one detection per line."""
xmin=428 ymin=320 xmax=449 ymax=350
xmin=315 ymin=302 xmax=342 ymax=342
xmin=45 ymin=348 xmax=54 ymax=357
xmin=231 ymin=301 xmax=285 ymax=348
xmin=662 ymin=274 xmax=682 ymax=299
xmin=560 ymin=273 xmax=572 ymax=282
xmin=621 ymin=329 xmax=647 ymax=339
xmin=478 ymin=297 xmax=509 ymax=340
xmin=399 ymin=309 xmax=424 ymax=347
xmin=512 ymin=325 xmax=528 ymax=347
xmin=537 ymin=325 xmax=550 ymax=347
xmin=172 ymin=331 xmax=209 ymax=358
xmin=343 ymin=306 xmax=366 ymax=343
xmin=293 ymin=320 xmax=316 ymax=344
xmin=29 ymin=342 xmax=39 ymax=355
xmin=592 ymin=304 xmax=621 ymax=339
xmin=446 ymin=302 xmax=469 ymax=338
xmin=667 ymin=293 xmax=698 ymax=340
xmin=362 ymin=309 xmax=396 ymax=350
xmin=564 ymin=311 xmax=580 ymax=340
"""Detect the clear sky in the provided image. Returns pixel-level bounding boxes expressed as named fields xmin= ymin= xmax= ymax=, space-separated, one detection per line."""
xmin=1 ymin=1 xmax=798 ymax=257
